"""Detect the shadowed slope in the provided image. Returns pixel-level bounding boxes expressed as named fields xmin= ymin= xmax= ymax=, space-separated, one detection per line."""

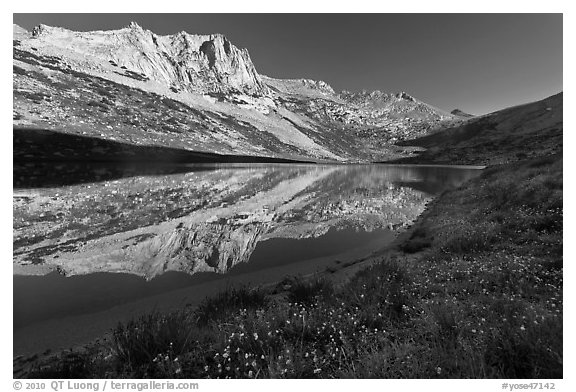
xmin=392 ymin=93 xmax=562 ymax=165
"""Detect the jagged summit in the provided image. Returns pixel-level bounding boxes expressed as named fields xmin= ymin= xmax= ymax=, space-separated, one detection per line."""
xmin=339 ymin=89 xmax=420 ymax=107
xmin=128 ymin=21 xmax=142 ymax=30
xmin=298 ymin=79 xmax=335 ymax=95
xmin=396 ymin=91 xmax=415 ymax=102
xmin=341 ymin=89 xmax=415 ymax=101
xmin=24 ymin=22 xmax=268 ymax=96
xmin=14 ymin=22 xmax=462 ymax=162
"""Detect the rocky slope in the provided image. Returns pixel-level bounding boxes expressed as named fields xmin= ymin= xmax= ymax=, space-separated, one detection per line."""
xmin=13 ymin=23 xmax=461 ymax=162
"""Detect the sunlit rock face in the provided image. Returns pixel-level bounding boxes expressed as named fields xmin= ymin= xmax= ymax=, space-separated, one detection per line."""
xmin=13 ymin=164 xmax=481 ymax=279
xmin=29 ymin=22 xmax=268 ymax=96
xmin=13 ymin=23 xmax=463 ymax=163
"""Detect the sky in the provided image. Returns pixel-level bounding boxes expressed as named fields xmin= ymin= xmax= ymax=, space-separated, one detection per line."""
xmin=13 ymin=13 xmax=563 ymax=115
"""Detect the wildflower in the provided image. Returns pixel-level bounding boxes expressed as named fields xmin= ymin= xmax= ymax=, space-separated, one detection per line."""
xmin=253 ymin=332 xmax=259 ymax=340
xmin=223 ymin=353 xmax=229 ymax=359
xmin=248 ymin=370 xmax=254 ymax=377
xmin=436 ymin=367 xmax=442 ymax=375
xmin=314 ymin=368 xmax=321 ymax=374
xmin=520 ymin=325 xmax=526 ymax=331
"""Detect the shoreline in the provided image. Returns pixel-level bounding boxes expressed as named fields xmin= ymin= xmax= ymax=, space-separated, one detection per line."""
xmin=14 ymin=153 xmax=562 ymax=378
xmin=14 ymin=230 xmax=393 ymax=357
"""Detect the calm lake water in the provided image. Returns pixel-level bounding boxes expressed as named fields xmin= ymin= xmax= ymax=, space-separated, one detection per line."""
xmin=13 ymin=163 xmax=482 ymax=355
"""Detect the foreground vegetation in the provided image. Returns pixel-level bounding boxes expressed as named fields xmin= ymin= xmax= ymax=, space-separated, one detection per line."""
xmin=18 ymin=153 xmax=562 ymax=378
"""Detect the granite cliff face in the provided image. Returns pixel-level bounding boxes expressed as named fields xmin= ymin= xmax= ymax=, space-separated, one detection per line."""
xmin=13 ymin=22 xmax=461 ymax=162
xmin=29 ymin=22 xmax=268 ymax=96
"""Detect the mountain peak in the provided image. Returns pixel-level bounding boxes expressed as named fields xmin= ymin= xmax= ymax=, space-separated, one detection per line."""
xmin=298 ymin=79 xmax=335 ymax=94
xmin=128 ymin=21 xmax=143 ymax=30
xmin=22 ymin=23 xmax=268 ymax=96
xmin=451 ymin=108 xmax=475 ymax=118
xmin=31 ymin=24 xmax=49 ymax=37
xmin=396 ymin=91 xmax=415 ymax=102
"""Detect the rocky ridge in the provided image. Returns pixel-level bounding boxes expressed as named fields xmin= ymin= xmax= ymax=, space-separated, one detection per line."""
xmin=13 ymin=22 xmax=462 ymax=162
xmin=29 ymin=22 xmax=268 ymax=96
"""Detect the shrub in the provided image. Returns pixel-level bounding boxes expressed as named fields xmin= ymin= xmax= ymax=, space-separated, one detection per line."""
xmin=400 ymin=227 xmax=433 ymax=254
xmin=283 ymin=276 xmax=334 ymax=306
xmin=194 ymin=286 xmax=267 ymax=326
xmin=112 ymin=311 xmax=196 ymax=370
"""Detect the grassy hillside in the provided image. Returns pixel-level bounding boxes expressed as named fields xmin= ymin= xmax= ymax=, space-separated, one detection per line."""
xmin=392 ymin=93 xmax=562 ymax=166
xmin=17 ymin=153 xmax=562 ymax=378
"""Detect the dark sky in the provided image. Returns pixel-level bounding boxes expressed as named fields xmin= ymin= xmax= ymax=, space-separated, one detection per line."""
xmin=14 ymin=13 xmax=562 ymax=115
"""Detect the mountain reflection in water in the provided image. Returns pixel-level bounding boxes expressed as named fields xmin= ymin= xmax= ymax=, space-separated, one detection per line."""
xmin=14 ymin=163 xmax=481 ymax=279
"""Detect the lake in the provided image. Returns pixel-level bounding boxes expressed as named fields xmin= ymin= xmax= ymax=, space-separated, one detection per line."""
xmin=13 ymin=163 xmax=482 ymax=355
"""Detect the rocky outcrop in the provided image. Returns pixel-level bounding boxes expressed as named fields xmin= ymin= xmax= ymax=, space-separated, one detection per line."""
xmin=340 ymin=89 xmax=445 ymax=116
xmin=451 ymin=109 xmax=475 ymax=118
xmin=29 ymin=22 xmax=268 ymax=96
xmin=262 ymin=76 xmax=339 ymax=101
xmin=298 ymin=79 xmax=335 ymax=95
